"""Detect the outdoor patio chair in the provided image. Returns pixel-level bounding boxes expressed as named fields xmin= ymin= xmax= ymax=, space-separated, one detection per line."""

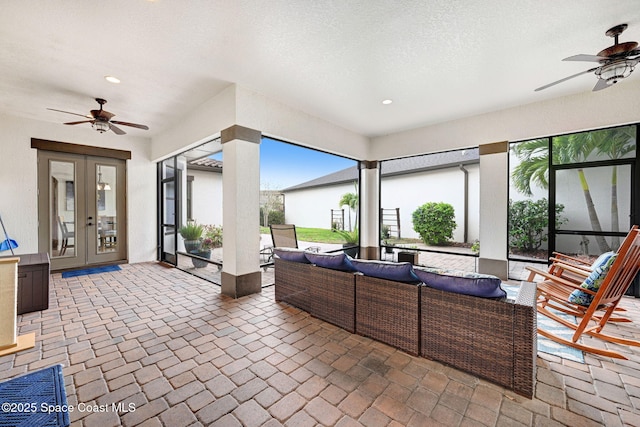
xmin=527 ymin=227 xmax=639 ymax=321
xmin=527 ymin=226 xmax=640 ymax=359
xmin=269 ymin=224 xmax=320 ymax=253
xmin=543 ymin=250 xmax=618 ymax=285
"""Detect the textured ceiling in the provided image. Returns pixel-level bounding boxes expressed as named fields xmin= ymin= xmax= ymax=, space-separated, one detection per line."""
xmin=1 ymin=1 xmax=639 ymax=139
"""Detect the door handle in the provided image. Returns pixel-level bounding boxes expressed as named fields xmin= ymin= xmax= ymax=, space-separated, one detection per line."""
xmin=87 ymin=222 xmax=94 ymax=226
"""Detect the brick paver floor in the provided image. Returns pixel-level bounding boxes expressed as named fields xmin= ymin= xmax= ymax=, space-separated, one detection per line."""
xmin=3 ymin=262 xmax=640 ymax=426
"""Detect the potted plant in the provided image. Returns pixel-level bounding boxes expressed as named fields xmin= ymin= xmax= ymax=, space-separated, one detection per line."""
xmin=337 ymin=229 xmax=359 ymax=258
xmin=203 ymin=225 xmax=223 ymax=249
xmin=383 ymin=240 xmax=395 ymax=254
xmin=189 ymin=224 xmax=223 ymax=268
xmin=381 ymin=225 xmax=394 ymax=254
xmin=179 ymin=221 xmax=204 ymax=252
xmin=178 ymin=221 xmax=204 ymax=260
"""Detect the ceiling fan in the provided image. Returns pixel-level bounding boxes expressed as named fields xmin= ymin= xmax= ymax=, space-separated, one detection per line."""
xmin=48 ymin=98 xmax=149 ymax=135
xmin=535 ymin=24 xmax=640 ymax=92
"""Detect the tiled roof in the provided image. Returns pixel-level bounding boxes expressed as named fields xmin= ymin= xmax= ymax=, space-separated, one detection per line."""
xmin=283 ymin=148 xmax=479 ymax=192
xmin=190 ymin=158 xmax=223 ymax=169
xmin=188 ymin=157 xmax=222 ymax=172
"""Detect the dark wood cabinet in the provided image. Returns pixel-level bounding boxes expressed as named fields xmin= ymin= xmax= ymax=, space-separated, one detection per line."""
xmin=16 ymin=253 xmax=50 ymax=315
xmin=397 ymin=251 xmax=418 ymax=265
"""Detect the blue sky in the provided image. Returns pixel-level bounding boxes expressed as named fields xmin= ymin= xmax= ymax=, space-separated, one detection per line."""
xmin=210 ymin=137 xmax=356 ymax=189
xmin=260 ymin=138 xmax=355 ymax=189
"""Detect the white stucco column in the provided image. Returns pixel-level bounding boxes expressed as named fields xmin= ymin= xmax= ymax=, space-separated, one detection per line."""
xmin=478 ymin=141 xmax=509 ymax=279
xmin=359 ymin=161 xmax=381 ymax=260
xmin=221 ymin=125 xmax=262 ymax=298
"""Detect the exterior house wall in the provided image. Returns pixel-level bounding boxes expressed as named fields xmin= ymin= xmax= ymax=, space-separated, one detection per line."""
xmin=283 ymin=163 xmax=480 ymax=244
xmin=188 ymin=169 xmax=223 ymax=227
xmin=284 ymin=183 xmax=356 ymax=230
xmin=381 ymin=164 xmax=479 ymax=243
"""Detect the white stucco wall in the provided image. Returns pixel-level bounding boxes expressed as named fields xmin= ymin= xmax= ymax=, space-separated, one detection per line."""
xmin=283 ymin=163 xmax=480 ymax=244
xmin=152 ymin=84 xmax=370 ymax=163
xmin=188 ymin=168 xmax=223 ymax=227
xmin=284 ymin=183 xmax=356 ymax=230
xmin=235 ymin=86 xmax=369 ymax=161
xmin=382 ymin=164 xmax=479 ymax=243
xmin=0 ymin=113 xmax=156 ymax=263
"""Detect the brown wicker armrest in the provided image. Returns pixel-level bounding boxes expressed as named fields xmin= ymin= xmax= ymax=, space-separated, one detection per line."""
xmin=421 ymin=282 xmax=536 ymax=398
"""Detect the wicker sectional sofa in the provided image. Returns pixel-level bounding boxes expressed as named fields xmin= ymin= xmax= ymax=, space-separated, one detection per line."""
xmin=274 ymin=257 xmax=537 ymax=398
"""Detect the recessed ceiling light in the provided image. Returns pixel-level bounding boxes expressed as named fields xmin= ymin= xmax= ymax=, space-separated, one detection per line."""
xmin=105 ymin=75 xmax=120 ymax=84
xmin=382 ymin=99 xmax=393 ymax=105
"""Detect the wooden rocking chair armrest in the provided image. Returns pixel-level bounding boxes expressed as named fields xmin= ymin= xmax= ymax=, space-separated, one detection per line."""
xmin=526 ymin=266 xmax=585 ymax=290
xmin=548 ymin=261 xmax=591 ymax=277
xmin=551 ymin=251 xmax=591 ymax=266
xmin=549 ymin=258 xmax=592 ymax=272
xmin=525 ymin=266 xmax=545 ymax=282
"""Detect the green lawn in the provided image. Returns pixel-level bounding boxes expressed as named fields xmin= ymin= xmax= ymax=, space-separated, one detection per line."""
xmin=260 ymin=226 xmax=349 ymax=243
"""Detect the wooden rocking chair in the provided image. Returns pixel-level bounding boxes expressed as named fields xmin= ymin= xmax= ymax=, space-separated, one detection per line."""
xmin=527 ymin=226 xmax=640 ymax=359
xmin=527 ymin=232 xmax=634 ymax=323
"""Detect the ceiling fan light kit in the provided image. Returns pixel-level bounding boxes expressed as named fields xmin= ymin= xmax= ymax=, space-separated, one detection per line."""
xmin=47 ymin=98 xmax=149 ymax=135
xmin=536 ymin=23 xmax=640 ymax=92
xmin=596 ymin=59 xmax=635 ymax=85
xmin=92 ymin=120 xmax=110 ymax=133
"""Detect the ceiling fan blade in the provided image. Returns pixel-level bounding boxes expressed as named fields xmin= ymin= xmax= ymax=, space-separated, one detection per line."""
xmin=563 ymin=54 xmax=608 ymax=62
xmin=47 ymin=108 xmax=92 ymax=119
xmin=63 ymin=120 xmax=94 ymax=125
xmin=534 ymin=67 xmax=599 ymax=92
xmin=109 ymin=123 xmax=126 ymax=135
xmin=111 ymin=120 xmax=149 ymax=130
xmin=592 ymin=78 xmax=610 ymax=91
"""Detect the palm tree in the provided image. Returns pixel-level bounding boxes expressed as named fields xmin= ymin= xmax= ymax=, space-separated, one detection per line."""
xmin=512 ymin=136 xmax=611 ymax=253
xmin=338 ymin=183 xmax=358 ymax=232
xmin=589 ymin=127 xmax=635 ymax=248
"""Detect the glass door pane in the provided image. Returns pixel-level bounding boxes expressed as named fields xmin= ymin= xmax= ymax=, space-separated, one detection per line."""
xmin=87 ymin=158 xmax=126 ymax=264
xmin=50 ymin=160 xmax=77 ymax=259
xmin=96 ymin=165 xmax=118 ymax=253
xmin=38 ymin=151 xmax=87 ymax=271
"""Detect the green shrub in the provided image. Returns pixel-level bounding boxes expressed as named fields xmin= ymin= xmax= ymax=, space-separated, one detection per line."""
xmin=508 ymin=198 xmax=567 ymax=252
xmin=260 ymin=208 xmax=284 ymax=226
xmin=268 ymin=210 xmax=285 ymax=225
xmin=412 ymin=202 xmax=456 ymax=245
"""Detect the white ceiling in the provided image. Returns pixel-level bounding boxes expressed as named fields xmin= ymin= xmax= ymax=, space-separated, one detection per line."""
xmin=1 ymin=1 xmax=639 ymax=139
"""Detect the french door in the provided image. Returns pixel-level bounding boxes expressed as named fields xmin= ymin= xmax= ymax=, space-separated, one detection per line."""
xmin=38 ymin=151 xmax=127 ymax=270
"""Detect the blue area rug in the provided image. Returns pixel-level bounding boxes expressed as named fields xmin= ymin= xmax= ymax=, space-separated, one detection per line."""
xmin=504 ymin=284 xmax=585 ymax=363
xmin=62 ymin=265 xmax=121 ymax=278
xmin=0 ymin=364 xmax=69 ymax=427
